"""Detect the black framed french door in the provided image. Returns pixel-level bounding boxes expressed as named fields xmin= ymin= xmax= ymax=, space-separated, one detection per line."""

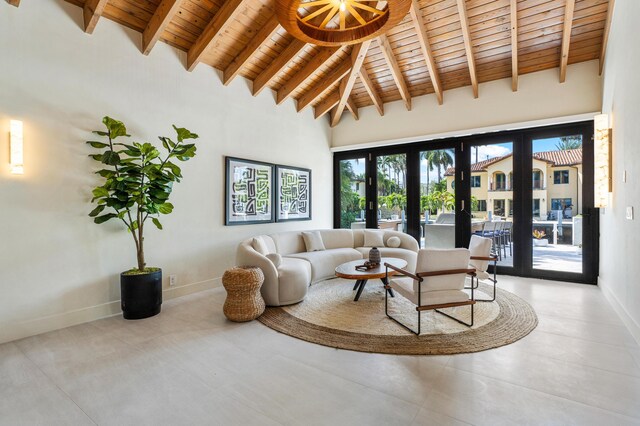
xmin=334 ymin=141 xmax=461 ymax=246
xmin=334 ymin=121 xmax=598 ymax=284
xmin=459 ymin=134 xmax=522 ymax=277
xmin=459 ymin=122 xmax=598 ymax=284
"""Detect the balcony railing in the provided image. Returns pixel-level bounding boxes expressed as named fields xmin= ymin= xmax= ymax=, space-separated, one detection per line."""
xmin=489 ymin=184 xmax=511 ymax=191
xmin=489 ymin=184 xmax=546 ymax=191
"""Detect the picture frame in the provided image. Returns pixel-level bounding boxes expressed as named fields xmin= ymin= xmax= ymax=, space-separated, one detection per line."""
xmin=225 ymin=157 xmax=275 ymax=225
xmin=275 ymin=165 xmax=312 ymax=222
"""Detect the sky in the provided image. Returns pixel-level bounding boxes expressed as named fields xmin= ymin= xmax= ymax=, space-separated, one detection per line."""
xmin=343 ymin=136 xmax=581 ymax=184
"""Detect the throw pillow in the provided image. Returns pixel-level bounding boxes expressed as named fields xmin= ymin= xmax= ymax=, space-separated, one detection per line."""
xmin=266 ymin=253 xmax=282 ymax=268
xmin=252 ymin=236 xmax=269 ymax=255
xmin=302 ymin=231 xmax=326 ymax=252
xmin=364 ymin=229 xmax=385 ymax=247
xmin=386 ymin=236 xmax=401 ymax=248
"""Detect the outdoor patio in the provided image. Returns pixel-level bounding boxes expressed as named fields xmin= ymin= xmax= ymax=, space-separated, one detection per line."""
xmin=497 ymin=244 xmax=583 ymax=273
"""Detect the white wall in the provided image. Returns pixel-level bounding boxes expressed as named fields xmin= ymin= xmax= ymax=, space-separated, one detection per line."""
xmin=599 ymin=0 xmax=640 ymax=343
xmin=332 ymin=61 xmax=602 ymax=149
xmin=0 ymin=1 xmax=332 ymax=343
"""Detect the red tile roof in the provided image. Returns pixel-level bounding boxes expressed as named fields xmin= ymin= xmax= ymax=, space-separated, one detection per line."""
xmin=444 ymin=149 xmax=581 ymax=176
xmin=534 ymin=149 xmax=582 ymax=166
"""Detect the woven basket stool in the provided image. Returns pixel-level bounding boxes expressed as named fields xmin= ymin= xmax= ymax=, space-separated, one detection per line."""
xmin=222 ymin=267 xmax=265 ymax=322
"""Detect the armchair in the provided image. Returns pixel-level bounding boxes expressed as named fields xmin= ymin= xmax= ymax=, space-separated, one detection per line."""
xmin=467 ymin=235 xmax=498 ymax=302
xmin=384 ymin=248 xmax=476 ymax=335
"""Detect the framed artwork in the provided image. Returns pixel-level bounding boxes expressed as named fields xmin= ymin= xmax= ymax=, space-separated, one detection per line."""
xmin=276 ymin=165 xmax=312 ymax=222
xmin=225 ymin=157 xmax=274 ymax=225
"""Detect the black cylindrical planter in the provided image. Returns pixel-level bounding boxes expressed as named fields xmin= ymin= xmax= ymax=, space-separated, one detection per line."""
xmin=120 ymin=269 xmax=162 ymax=320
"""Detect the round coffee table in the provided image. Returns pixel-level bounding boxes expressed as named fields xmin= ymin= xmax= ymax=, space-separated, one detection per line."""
xmin=335 ymin=257 xmax=408 ymax=302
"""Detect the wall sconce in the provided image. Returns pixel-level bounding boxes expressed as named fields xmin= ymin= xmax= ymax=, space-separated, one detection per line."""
xmin=594 ymin=113 xmax=612 ymax=208
xmin=10 ymin=119 xmax=24 ymax=175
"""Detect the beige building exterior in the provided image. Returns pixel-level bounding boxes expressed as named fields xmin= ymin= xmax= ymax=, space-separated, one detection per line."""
xmin=445 ymin=149 xmax=583 ymax=220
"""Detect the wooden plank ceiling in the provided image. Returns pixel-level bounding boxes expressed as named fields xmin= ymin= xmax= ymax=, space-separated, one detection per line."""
xmin=44 ymin=0 xmax=613 ymax=126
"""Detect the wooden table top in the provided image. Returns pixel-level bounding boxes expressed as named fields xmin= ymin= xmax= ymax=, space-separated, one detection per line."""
xmin=335 ymin=257 xmax=408 ymax=280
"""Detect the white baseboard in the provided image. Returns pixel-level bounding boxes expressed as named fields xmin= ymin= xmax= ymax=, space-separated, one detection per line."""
xmin=599 ymin=277 xmax=640 ymax=345
xmin=0 ymin=277 xmax=222 ymax=345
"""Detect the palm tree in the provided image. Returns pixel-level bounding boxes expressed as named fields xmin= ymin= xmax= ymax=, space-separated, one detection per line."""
xmin=433 ymin=149 xmax=454 ymax=182
xmin=421 ymin=151 xmax=439 ymax=192
xmin=555 ymin=136 xmax=582 ymax=150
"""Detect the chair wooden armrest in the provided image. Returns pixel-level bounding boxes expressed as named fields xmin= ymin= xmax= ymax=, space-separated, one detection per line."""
xmin=384 ymin=262 xmax=421 ymax=281
xmin=470 ymin=255 xmax=498 ymax=261
xmin=417 ymin=268 xmax=476 ymax=278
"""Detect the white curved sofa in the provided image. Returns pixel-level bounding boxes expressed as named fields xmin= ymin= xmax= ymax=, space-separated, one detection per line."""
xmin=236 ymin=229 xmax=419 ymax=306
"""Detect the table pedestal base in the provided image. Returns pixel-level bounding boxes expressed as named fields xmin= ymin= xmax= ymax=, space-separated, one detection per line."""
xmin=352 ymin=278 xmax=395 ymax=301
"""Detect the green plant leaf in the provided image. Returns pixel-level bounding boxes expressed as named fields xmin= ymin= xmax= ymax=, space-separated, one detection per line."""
xmin=95 ymin=169 xmax=115 ymax=178
xmin=101 ymin=151 xmax=121 ymax=166
xmin=88 ymin=205 xmax=105 ymax=217
xmin=92 ymin=130 xmax=109 ymax=136
xmin=173 ymin=126 xmax=198 ymax=143
xmin=89 ymin=154 xmax=103 ymax=161
xmin=86 ymin=141 xmax=110 ymax=148
xmin=152 ymin=218 xmax=163 ymax=230
xmin=158 ymin=203 xmax=174 ymax=214
xmin=94 ymin=213 xmax=117 ymax=224
xmin=102 ymin=117 xmax=128 ymax=139
xmin=163 ymin=162 xmax=182 ymax=178
xmin=92 ymin=187 xmax=109 ymax=198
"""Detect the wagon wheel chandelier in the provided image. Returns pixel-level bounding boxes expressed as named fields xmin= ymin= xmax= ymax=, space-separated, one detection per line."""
xmin=276 ymin=0 xmax=411 ymax=46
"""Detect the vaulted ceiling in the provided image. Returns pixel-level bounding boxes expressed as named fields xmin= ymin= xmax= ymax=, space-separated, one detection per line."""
xmin=8 ymin=0 xmax=614 ymax=126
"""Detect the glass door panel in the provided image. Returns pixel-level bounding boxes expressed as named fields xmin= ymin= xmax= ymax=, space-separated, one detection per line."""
xmin=470 ymin=143 xmax=514 ymax=267
xmin=420 ymin=149 xmax=455 ymax=248
xmin=531 ymin=136 xmax=583 ymax=273
xmin=376 ymin=154 xmax=408 ymax=234
xmin=338 ymin=158 xmax=366 ymax=229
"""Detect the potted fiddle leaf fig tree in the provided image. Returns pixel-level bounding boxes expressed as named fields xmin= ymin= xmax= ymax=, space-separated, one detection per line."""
xmin=87 ymin=117 xmax=198 ymax=319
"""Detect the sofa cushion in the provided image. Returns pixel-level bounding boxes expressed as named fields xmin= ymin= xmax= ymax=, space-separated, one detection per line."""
xmin=302 ymin=231 xmax=326 ymax=252
xmin=355 ymin=247 xmax=417 ymax=272
xmin=319 ymin=229 xmax=355 ymax=249
xmin=364 ymin=229 xmax=385 ymax=247
xmin=386 ymin=236 xmax=401 ymax=248
xmin=286 ymin=248 xmax=362 ymax=282
xmin=252 ymin=236 xmax=269 ymax=255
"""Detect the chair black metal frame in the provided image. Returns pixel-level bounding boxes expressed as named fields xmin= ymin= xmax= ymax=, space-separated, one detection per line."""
xmin=383 ymin=263 xmax=477 ymax=336
xmin=465 ymin=255 xmax=498 ymax=302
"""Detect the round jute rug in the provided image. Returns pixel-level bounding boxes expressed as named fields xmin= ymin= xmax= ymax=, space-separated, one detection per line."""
xmin=257 ymin=278 xmax=538 ymax=355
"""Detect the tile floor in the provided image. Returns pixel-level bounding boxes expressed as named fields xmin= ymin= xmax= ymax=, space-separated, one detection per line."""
xmin=2 ymin=276 xmax=640 ymax=426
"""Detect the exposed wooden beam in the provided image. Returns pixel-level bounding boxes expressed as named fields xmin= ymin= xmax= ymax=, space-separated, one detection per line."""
xmin=314 ymin=91 xmax=340 ymax=119
xmin=409 ymin=0 xmax=443 ymax=105
xmin=223 ymin=16 xmax=280 ymax=86
xmin=187 ymin=0 xmax=247 ymax=72
xmin=276 ymin=47 xmax=341 ymax=104
xmin=359 ymin=65 xmax=383 ymax=116
xmin=83 ymin=0 xmax=109 ymax=34
xmin=331 ymin=41 xmax=371 ymax=127
xmin=376 ymin=34 xmax=411 ymax=110
xmin=456 ymin=0 xmax=478 ymax=98
xmin=297 ymin=60 xmax=352 ymax=112
xmin=599 ymin=0 xmax=615 ymax=75
xmin=142 ymin=0 xmax=184 ymax=55
xmin=345 ymin=97 xmax=359 ymax=121
xmin=6 ymin=0 xmax=20 ymax=7
xmin=510 ymin=0 xmax=518 ymax=91
xmin=252 ymin=39 xmax=307 ymax=96
xmin=559 ymin=0 xmax=576 ymax=83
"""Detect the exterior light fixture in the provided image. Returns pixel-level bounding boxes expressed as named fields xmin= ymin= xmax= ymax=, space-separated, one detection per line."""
xmin=594 ymin=113 xmax=611 ymax=208
xmin=10 ymin=119 xmax=24 ymax=175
